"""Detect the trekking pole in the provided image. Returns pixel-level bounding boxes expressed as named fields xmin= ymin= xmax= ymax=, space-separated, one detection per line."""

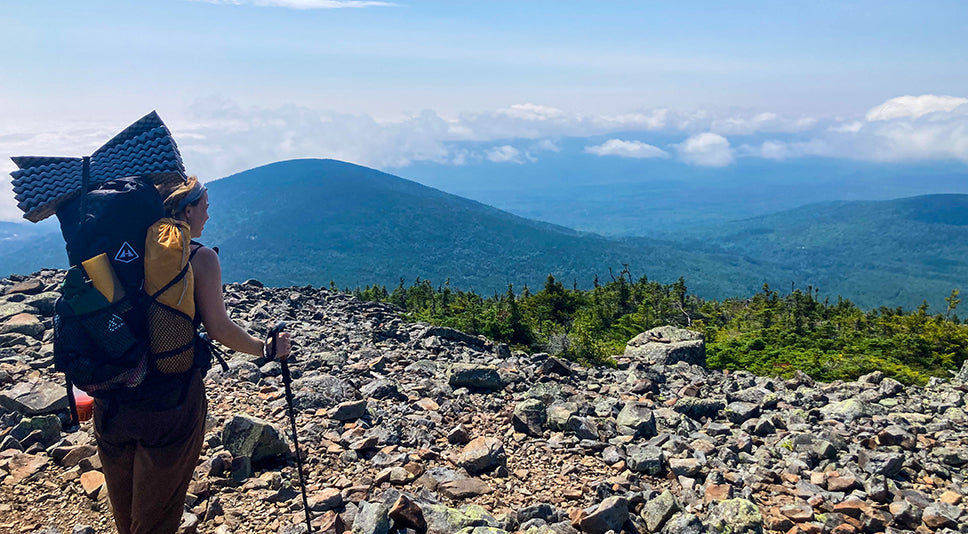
xmin=269 ymin=321 xmax=314 ymax=534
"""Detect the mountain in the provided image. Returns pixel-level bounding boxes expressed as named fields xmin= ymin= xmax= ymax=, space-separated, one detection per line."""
xmin=202 ymin=159 xmax=781 ymax=298
xmin=1 ymin=159 xmax=963 ymax=310
xmin=672 ymin=194 xmax=968 ymax=308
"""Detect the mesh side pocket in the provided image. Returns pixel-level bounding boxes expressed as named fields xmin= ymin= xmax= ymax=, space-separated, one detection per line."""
xmin=78 ymin=299 xmax=138 ymax=356
xmin=147 ymin=301 xmax=195 ymax=374
xmin=54 ymin=297 xmax=149 ymax=392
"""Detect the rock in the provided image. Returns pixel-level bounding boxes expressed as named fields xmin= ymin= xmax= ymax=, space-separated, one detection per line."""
xmin=616 ymin=402 xmax=657 ymax=437
xmin=359 ymin=379 xmax=401 ymax=400
xmin=0 ymin=313 xmax=44 ymax=338
xmin=517 ymin=503 xmax=556 ymax=524
xmin=724 ymin=402 xmax=760 ymax=424
xmin=626 ymin=445 xmax=665 ymax=475
xmin=546 ymin=402 xmax=579 ymax=431
xmin=820 ymin=399 xmax=879 ymax=422
xmin=921 ymin=502 xmax=961 ymax=529
xmin=0 ymin=380 xmax=68 ymax=415
xmin=449 ymin=364 xmax=504 ymax=391
xmin=673 ymin=397 xmax=724 ymax=420
xmin=328 ymin=400 xmax=368 ymax=422
xmin=79 ymin=470 xmax=105 ymax=498
xmin=309 ymin=488 xmax=344 ymax=512
xmin=537 ymin=357 xmax=573 ymax=377
xmin=0 ymin=301 xmax=37 ymax=322
xmin=624 ymin=326 xmax=705 ymax=366
xmin=668 ymin=458 xmax=701 ymax=477
xmin=389 ymin=494 xmax=426 ymax=532
xmin=857 ymin=450 xmax=903 ymax=477
xmin=705 ymin=499 xmax=763 ymax=534
xmin=291 ymin=374 xmax=356 ymax=411
xmin=422 ymin=503 xmax=499 ymax=534
xmin=221 ymin=414 xmax=290 ymax=463
xmin=579 ymin=496 xmax=628 ymax=534
xmin=779 ymin=502 xmax=813 ymax=522
xmin=641 ymin=490 xmax=680 ymax=532
xmin=4 ymin=279 xmax=42 ymax=295
xmin=659 ymin=512 xmax=704 ymax=534
xmin=438 ymin=478 xmax=495 ymax=499
xmin=457 ymin=437 xmax=506 ymax=475
xmin=512 ymin=398 xmax=547 ymax=437
xmin=353 ymin=501 xmax=390 ymax=534
xmin=4 ymin=452 xmax=49 ymax=483
xmin=10 ymin=414 xmax=61 ymax=446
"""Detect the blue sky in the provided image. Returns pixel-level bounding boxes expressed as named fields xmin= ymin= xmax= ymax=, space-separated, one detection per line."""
xmin=2 ymin=0 xmax=967 ymax=220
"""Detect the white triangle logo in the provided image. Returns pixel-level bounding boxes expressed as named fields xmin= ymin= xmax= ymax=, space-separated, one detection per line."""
xmin=115 ymin=242 xmax=139 ymax=263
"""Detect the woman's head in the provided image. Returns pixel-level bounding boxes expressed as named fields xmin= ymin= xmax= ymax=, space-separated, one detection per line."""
xmin=161 ymin=176 xmax=209 ymax=238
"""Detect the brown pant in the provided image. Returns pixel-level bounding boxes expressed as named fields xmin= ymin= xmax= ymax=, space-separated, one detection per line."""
xmin=94 ymin=372 xmax=207 ymax=534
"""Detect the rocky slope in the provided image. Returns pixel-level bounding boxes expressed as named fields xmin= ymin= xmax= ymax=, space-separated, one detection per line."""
xmin=1 ymin=271 xmax=967 ymax=534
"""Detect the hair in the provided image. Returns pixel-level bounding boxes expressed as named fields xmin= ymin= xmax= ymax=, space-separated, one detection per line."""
xmin=160 ymin=175 xmax=203 ymax=218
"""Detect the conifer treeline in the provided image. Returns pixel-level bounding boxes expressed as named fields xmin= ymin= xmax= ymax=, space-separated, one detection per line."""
xmin=351 ymin=272 xmax=966 ymax=385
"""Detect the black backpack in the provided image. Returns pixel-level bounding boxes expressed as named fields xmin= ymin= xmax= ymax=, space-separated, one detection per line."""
xmin=9 ymin=112 xmax=226 ymax=422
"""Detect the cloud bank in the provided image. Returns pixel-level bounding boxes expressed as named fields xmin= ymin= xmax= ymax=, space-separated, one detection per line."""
xmin=3 ymin=94 xmax=966 ymax=221
xmin=585 ymin=139 xmax=669 ymax=159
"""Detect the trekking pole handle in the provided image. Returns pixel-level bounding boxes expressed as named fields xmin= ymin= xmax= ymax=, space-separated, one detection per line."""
xmin=265 ymin=321 xmax=287 ymax=360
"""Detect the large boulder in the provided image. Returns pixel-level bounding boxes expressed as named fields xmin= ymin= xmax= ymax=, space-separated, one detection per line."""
xmin=624 ymin=326 xmax=705 ymax=366
xmin=0 ymin=379 xmax=68 ymax=416
xmin=705 ymin=499 xmax=763 ymax=534
xmin=221 ymin=414 xmax=290 ymax=463
xmin=449 ymin=364 xmax=504 ymax=391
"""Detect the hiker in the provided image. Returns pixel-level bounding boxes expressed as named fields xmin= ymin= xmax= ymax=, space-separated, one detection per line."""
xmin=94 ymin=175 xmax=292 ymax=534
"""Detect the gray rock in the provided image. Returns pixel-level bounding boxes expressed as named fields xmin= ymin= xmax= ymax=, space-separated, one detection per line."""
xmin=546 ymin=402 xmax=579 ymax=431
xmin=291 ymin=374 xmax=356 ymax=410
xmin=422 ymin=503 xmax=499 ymax=534
xmin=626 ymin=445 xmax=665 ymax=475
xmin=673 ymin=397 xmax=724 ymax=420
xmin=517 ymin=503 xmax=556 ymax=524
xmin=21 ymin=292 xmax=58 ymax=315
xmin=449 ymin=364 xmax=504 ymax=391
xmin=641 ymin=490 xmax=680 ymax=532
xmin=724 ymin=402 xmax=760 ymax=424
xmin=921 ymin=502 xmax=962 ymax=530
xmin=11 ymin=414 xmax=60 ymax=446
xmin=820 ymin=398 xmax=881 ymax=422
xmin=659 ymin=512 xmax=704 ymax=534
xmin=328 ymin=400 xmax=368 ymax=421
xmin=857 ymin=450 xmax=904 ymax=477
xmin=579 ymin=496 xmax=628 ymax=534
xmin=438 ymin=477 xmax=495 ymax=499
xmin=0 ymin=301 xmax=37 ymax=322
xmin=705 ymin=499 xmax=763 ymax=534
xmin=616 ymin=402 xmax=657 ymax=437
xmin=512 ymin=398 xmax=547 ymax=437
xmin=360 ymin=379 xmax=402 ymax=400
xmin=353 ymin=501 xmax=390 ymax=534
xmin=0 ymin=379 xmax=67 ymax=415
xmin=221 ymin=414 xmax=290 ymax=463
xmin=567 ymin=416 xmax=599 ymax=441
xmin=624 ymin=326 xmax=705 ymax=366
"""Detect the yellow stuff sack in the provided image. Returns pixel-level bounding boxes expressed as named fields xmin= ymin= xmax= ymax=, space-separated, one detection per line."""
xmin=144 ymin=218 xmax=196 ymax=374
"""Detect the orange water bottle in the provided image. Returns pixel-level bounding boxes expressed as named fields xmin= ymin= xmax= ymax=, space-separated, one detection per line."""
xmin=73 ymin=386 xmax=94 ymax=422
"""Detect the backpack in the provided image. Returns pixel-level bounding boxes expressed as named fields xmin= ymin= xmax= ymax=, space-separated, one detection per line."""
xmin=8 ymin=112 xmax=227 ymax=421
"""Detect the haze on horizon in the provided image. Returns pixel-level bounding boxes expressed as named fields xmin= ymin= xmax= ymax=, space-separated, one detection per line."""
xmin=2 ymin=0 xmax=967 ymax=222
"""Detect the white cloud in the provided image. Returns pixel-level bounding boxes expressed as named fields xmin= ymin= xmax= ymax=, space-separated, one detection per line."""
xmin=710 ymin=111 xmax=817 ymax=135
xmin=866 ymin=95 xmax=968 ymax=121
xmin=532 ymin=139 xmax=560 ymax=152
xmin=486 ymin=145 xmax=525 ymax=164
xmin=187 ymin=0 xmax=396 ymax=8
xmin=829 ymin=121 xmax=863 ymax=133
xmin=676 ymin=132 xmax=734 ymax=167
xmin=584 ymin=139 xmax=669 ymax=159
xmin=498 ymin=104 xmax=566 ymax=121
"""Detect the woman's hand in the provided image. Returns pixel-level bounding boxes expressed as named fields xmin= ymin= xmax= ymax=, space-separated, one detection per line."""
xmin=266 ymin=331 xmax=292 ymax=361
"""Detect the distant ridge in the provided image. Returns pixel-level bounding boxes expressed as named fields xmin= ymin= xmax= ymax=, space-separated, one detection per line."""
xmin=1 ymin=159 xmax=964 ymax=309
xmin=201 ymin=159 xmax=777 ymax=298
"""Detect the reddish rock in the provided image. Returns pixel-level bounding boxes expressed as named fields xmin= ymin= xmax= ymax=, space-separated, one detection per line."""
xmin=80 ymin=470 xmax=104 ymax=498
xmin=389 ymin=494 xmax=426 ymax=532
